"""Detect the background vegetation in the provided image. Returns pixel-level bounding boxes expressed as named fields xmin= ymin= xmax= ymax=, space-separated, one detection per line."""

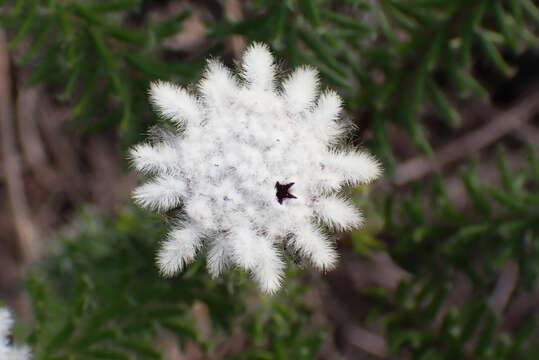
xmin=2 ymin=0 xmax=539 ymax=358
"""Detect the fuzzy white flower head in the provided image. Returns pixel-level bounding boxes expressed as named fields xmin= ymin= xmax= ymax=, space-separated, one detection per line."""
xmin=0 ymin=308 xmax=31 ymax=360
xmin=130 ymin=43 xmax=381 ymax=293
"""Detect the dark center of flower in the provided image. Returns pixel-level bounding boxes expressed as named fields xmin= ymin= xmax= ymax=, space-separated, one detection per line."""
xmin=275 ymin=182 xmax=297 ymax=204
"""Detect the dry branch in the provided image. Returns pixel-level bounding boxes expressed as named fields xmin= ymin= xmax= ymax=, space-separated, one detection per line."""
xmin=0 ymin=29 xmax=40 ymax=262
xmin=488 ymin=260 xmax=519 ymax=317
xmin=394 ymin=91 xmax=539 ymax=186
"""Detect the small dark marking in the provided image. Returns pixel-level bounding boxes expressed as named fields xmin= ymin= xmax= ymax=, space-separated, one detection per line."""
xmin=275 ymin=182 xmax=297 ymax=204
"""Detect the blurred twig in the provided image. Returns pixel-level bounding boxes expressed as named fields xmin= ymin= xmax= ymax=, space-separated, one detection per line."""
xmin=394 ymin=90 xmax=539 ymax=186
xmin=16 ymin=87 xmax=47 ymax=169
xmin=488 ymin=260 xmax=519 ymax=318
xmin=0 ymin=29 xmax=40 ymax=263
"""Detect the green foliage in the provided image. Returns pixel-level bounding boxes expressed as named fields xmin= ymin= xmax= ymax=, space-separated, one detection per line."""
xmin=5 ymin=0 xmax=539 ymax=158
xmin=25 ymin=208 xmax=323 ymax=359
xmin=2 ymin=0 xmax=202 ymax=144
xmin=230 ymin=283 xmax=325 ymax=360
xmin=373 ymin=147 xmax=539 ymax=359
xmin=212 ymin=0 xmax=539 ymax=169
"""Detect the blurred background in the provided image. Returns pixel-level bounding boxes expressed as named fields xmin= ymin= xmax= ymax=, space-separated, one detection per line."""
xmin=2 ymin=0 xmax=539 ymax=359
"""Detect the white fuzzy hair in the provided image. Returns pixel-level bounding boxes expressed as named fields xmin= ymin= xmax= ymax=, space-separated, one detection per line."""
xmin=130 ymin=43 xmax=381 ymax=293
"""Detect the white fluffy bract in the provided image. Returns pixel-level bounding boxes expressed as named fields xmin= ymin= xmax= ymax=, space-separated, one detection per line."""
xmin=0 ymin=308 xmax=31 ymax=360
xmin=131 ymin=43 xmax=381 ymax=293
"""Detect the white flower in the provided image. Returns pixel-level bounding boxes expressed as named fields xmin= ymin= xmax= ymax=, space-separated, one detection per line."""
xmin=0 ymin=308 xmax=31 ymax=360
xmin=130 ymin=43 xmax=381 ymax=293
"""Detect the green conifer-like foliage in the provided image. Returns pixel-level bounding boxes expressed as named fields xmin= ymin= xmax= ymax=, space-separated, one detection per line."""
xmin=213 ymin=0 xmax=539 ymax=169
xmin=26 ymin=208 xmax=323 ymax=359
xmin=2 ymin=0 xmax=202 ymax=144
xmin=4 ymin=0 xmax=539 ymax=157
xmin=373 ymin=147 xmax=539 ymax=359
